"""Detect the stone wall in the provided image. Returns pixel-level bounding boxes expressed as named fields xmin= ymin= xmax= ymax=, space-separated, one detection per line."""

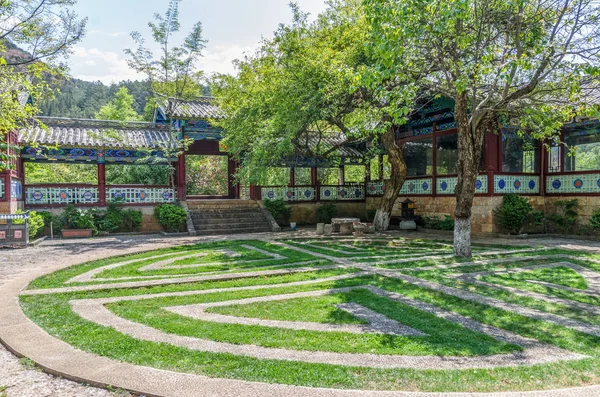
xmin=288 ymin=195 xmax=599 ymax=234
xmin=31 ymin=205 xmax=163 ymax=233
xmin=0 ymin=201 xmax=23 ymax=214
xmin=288 ymin=202 xmax=368 ymax=225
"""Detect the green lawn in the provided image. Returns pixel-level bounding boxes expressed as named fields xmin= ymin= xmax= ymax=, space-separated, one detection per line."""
xmin=19 ymin=237 xmax=600 ymax=392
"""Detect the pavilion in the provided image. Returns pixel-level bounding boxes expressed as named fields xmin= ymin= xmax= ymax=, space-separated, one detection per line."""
xmin=1 ymin=96 xmax=599 ymax=233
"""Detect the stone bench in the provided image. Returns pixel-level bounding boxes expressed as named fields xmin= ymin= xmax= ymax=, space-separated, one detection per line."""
xmin=331 ymin=218 xmax=361 ymax=235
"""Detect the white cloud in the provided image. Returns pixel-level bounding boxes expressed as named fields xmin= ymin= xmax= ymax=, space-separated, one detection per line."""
xmin=89 ymin=29 xmax=130 ymax=38
xmin=70 ymin=46 xmax=144 ymax=84
xmin=201 ymin=44 xmax=256 ymax=77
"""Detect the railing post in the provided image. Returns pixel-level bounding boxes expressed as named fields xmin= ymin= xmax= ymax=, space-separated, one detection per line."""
xmin=98 ymin=163 xmax=106 ymax=207
xmin=311 ymin=167 xmax=318 ymax=202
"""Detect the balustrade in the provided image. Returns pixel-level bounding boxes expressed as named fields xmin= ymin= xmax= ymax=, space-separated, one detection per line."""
xmin=24 ymin=185 xmax=176 ymax=206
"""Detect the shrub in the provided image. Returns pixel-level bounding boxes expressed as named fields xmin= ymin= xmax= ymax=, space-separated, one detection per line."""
xmin=316 ymin=203 xmax=337 ymax=223
xmin=96 ymin=204 xmax=123 ymax=233
xmin=494 ymin=194 xmax=533 ymax=235
xmin=94 ymin=203 xmax=144 ymax=233
xmin=37 ymin=211 xmax=54 ymax=228
xmin=121 ymin=209 xmax=143 ymax=232
xmin=13 ymin=210 xmax=45 ymax=240
xmin=546 ymin=199 xmax=579 ymax=234
xmin=263 ymin=199 xmax=292 ymax=226
xmin=423 ymin=215 xmax=455 ymax=231
xmin=154 ymin=204 xmax=187 ymax=233
xmin=590 ymin=209 xmax=600 ymax=231
xmin=49 ymin=205 xmax=97 ymax=233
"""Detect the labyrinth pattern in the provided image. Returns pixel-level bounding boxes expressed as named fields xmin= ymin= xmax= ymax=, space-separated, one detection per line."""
xmin=19 ymin=238 xmax=600 ymax=391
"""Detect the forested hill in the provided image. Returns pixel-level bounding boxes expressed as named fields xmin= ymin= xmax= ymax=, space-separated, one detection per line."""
xmin=2 ymin=40 xmax=151 ymax=120
xmin=39 ymin=78 xmax=151 ymax=119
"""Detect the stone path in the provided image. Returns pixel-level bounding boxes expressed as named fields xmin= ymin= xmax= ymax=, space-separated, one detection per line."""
xmin=369 ymin=268 xmax=600 ymax=337
xmin=165 ymin=289 xmax=428 ymax=336
xmin=70 ymin=285 xmax=583 ymax=370
xmin=3 ymin=231 xmax=600 ymax=397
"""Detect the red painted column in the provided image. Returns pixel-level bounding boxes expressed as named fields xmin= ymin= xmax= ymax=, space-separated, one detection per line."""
xmin=98 ymin=163 xmax=106 ymax=207
xmin=289 ymin=167 xmax=295 ymax=187
xmin=227 ymin=156 xmax=239 ymax=199
xmin=339 ymin=165 xmax=345 ymax=185
xmin=177 ymin=153 xmax=186 ymax=200
xmin=485 ymin=130 xmax=499 ymax=196
xmin=311 ymin=167 xmax=319 ymax=202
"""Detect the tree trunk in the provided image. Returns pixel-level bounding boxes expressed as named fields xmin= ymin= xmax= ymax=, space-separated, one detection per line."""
xmin=453 ymin=93 xmax=495 ymax=257
xmin=374 ymin=118 xmax=407 ymax=231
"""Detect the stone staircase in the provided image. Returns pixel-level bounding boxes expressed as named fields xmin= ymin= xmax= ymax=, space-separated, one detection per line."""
xmin=186 ymin=200 xmax=275 ymax=236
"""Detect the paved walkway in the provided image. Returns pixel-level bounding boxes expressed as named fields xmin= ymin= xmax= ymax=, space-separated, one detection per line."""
xmin=2 ymin=231 xmax=600 ymax=397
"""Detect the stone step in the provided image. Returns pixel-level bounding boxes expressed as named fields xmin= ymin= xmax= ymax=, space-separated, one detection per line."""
xmin=192 ymin=216 xmax=265 ymax=224
xmin=193 ymin=221 xmax=270 ymax=231
xmin=191 ymin=213 xmax=265 ymax=221
xmin=186 ymin=201 xmax=260 ymax=210
xmin=190 ymin=208 xmax=264 ymax=215
xmin=194 ymin=226 xmax=271 ymax=236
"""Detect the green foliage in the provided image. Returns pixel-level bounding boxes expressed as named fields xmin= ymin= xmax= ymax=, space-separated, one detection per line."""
xmin=494 ymin=194 xmax=533 ymax=235
xmin=39 ymin=79 xmax=151 ymax=119
xmin=546 ymin=199 xmax=579 ymax=234
xmin=0 ymin=3 xmax=86 ymax=170
xmin=154 ymin=204 xmax=187 ymax=233
xmin=37 ymin=212 xmax=54 ymax=228
xmin=591 ymin=209 xmax=600 ymax=231
xmin=13 ymin=210 xmax=45 ymax=240
xmin=55 ymin=205 xmax=97 ymax=231
xmin=263 ymin=199 xmax=292 ymax=226
xmin=95 ymin=87 xmax=141 ymax=121
xmin=423 ymin=216 xmax=455 ymax=231
xmin=125 ymin=0 xmax=207 ymax=101
xmin=316 ymin=203 xmax=337 ymax=224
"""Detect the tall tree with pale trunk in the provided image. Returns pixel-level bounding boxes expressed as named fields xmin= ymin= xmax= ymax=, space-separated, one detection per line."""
xmin=366 ymin=0 xmax=600 ymax=256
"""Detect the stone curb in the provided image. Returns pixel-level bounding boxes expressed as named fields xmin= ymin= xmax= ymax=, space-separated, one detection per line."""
xmin=1 ymin=237 xmax=600 ymax=396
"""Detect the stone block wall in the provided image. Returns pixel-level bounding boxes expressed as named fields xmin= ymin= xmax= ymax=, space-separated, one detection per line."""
xmin=30 ymin=205 xmax=163 ymax=233
xmin=288 ymin=202 xmax=368 ymax=225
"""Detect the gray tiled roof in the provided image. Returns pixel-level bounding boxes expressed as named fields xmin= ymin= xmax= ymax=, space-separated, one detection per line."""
xmin=167 ymin=97 xmax=224 ymax=120
xmin=18 ymin=117 xmax=179 ymax=149
xmin=296 ymin=133 xmax=367 ymax=159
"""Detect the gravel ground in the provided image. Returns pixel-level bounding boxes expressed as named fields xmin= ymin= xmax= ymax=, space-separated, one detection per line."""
xmin=1 ymin=230 xmax=600 ymax=396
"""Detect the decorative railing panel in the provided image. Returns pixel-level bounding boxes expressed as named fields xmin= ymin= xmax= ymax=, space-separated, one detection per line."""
xmin=399 ymin=178 xmax=433 ymax=195
xmin=11 ymin=179 xmax=22 ymax=200
xmin=547 ymin=174 xmax=600 ymax=194
xmin=26 ymin=186 xmax=100 ymax=205
xmin=320 ymin=185 xmax=365 ymax=201
xmin=437 ymin=175 xmax=488 ymax=195
xmin=107 ymin=187 xmax=176 ymax=204
xmin=0 ymin=178 xmax=5 ymax=200
xmin=366 ymin=181 xmax=385 ymax=196
xmin=262 ymin=187 xmax=317 ymax=202
xmin=494 ymin=175 xmax=540 ymax=194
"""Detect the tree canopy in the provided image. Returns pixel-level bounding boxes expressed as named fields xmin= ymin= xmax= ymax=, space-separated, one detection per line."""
xmin=95 ymin=87 xmax=141 ymax=121
xmin=0 ymin=0 xmax=87 ymax=171
xmin=365 ymin=0 xmax=600 ymax=256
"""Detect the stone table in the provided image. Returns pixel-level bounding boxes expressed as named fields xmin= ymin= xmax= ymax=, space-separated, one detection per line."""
xmin=331 ymin=218 xmax=361 ymax=234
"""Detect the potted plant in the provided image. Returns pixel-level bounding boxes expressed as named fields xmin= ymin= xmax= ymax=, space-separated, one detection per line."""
xmin=59 ymin=205 xmax=97 ymax=239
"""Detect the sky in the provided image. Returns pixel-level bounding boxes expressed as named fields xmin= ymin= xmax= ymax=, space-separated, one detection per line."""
xmin=69 ymin=0 xmax=328 ymax=84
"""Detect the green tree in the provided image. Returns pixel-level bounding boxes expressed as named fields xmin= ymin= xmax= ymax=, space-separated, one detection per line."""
xmin=125 ymin=0 xmax=206 ymax=102
xmin=0 ymin=0 xmax=86 ymax=170
xmin=124 ymin=0 xmax=204 ymax=192
xmin=213 ymin=1 xmax=413 ymax=230
xmin=95 ymin=87 xmax=141 ymax=121
xmin=366 ymin=0 xmax=600 ymax=256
